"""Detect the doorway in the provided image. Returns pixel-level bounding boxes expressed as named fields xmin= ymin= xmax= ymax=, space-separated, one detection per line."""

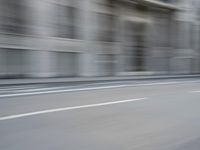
xmin=124 ymin=21 xmax=146 ymax=72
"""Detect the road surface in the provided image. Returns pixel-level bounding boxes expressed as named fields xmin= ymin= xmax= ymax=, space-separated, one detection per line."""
xmin=1 ymin=79 xmax=200 ymax=150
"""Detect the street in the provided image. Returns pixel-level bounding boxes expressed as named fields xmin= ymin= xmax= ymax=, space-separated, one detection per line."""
xmin=1 ymin=79 xmax=200 ymax=150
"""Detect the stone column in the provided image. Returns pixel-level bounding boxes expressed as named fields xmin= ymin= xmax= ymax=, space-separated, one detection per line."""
xmin=78 ymin=0 xmax=97 ymax=77
xmin=0 ymin=49 xmax=7 ymax=78
xmin=26 ymin=0 xmax=56 ymax=77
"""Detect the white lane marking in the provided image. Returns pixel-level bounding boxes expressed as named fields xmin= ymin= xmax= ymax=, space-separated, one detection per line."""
xmin=190 ymin=91 xmax=200 ymax=93
xmin=18 ymin=86 xmax=74 ymax=92
xmin=0 ymin=85 xmax=128 ymax=98
xmin=1 ymin=80 xmax=200 ymax=98
xmin=0 ymin=82 xmax=180 ymax=98
xmin=134 ymin=81 xmax=179 ymax=86
xmin=0 ymin=97 xmax=147 ymax=121
xmin=0 ymin=86 xmax=40 ymax=91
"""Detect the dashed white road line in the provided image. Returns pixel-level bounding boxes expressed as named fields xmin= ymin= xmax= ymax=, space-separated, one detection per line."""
xmin=0 ymin=97 xmax=147 ymax=121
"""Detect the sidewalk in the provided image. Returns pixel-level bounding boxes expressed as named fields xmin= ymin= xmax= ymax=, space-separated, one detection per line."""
xmin=0 ymin=74 xmax=200 ymax=85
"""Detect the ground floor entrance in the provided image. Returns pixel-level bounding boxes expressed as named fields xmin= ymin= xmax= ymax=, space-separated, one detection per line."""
xmin=123 ymin=21 xmax=146 ymax=73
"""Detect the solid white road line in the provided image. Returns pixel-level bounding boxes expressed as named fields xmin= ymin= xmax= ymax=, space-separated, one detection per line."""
xmin=0 ymin=97 xmax=147 ymax=121
xmin=0 ymin=82 xmax=180 ymax=98
xmin=190 ymin=91 xmax=200 ymax=93
xmin=1 ymin=80 xmax=200 ymax=98
xmin=0 ymin=85 xmax=128 ymax=98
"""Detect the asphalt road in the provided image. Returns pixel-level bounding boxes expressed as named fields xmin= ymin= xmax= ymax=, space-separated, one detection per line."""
xmin=1 ymin=79 xmax=200 ymax=150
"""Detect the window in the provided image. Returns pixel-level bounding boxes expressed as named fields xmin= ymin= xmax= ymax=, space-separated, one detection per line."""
xmin=56 ymin=52 xmax=78 ymax=77
xmin=0 ymin=49 xmax=28 ymax=78
xmin=97 ymin=54 xmax=115 ymax=76
xmin=96 ymin=13 xmax=115 ymax=42
xmin=52 ymin=4 xmax=78 ymax=39
xmin=0 ymin=0 xmax=27 ymax=34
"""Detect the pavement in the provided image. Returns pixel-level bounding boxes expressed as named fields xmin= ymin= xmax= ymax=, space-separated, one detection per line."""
xmin=1 ymin=78 xmax=200 ymax=150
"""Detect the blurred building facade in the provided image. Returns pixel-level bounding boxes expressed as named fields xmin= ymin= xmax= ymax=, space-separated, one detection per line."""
xmin=0 ymin=0 xmax=200 ymax=78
